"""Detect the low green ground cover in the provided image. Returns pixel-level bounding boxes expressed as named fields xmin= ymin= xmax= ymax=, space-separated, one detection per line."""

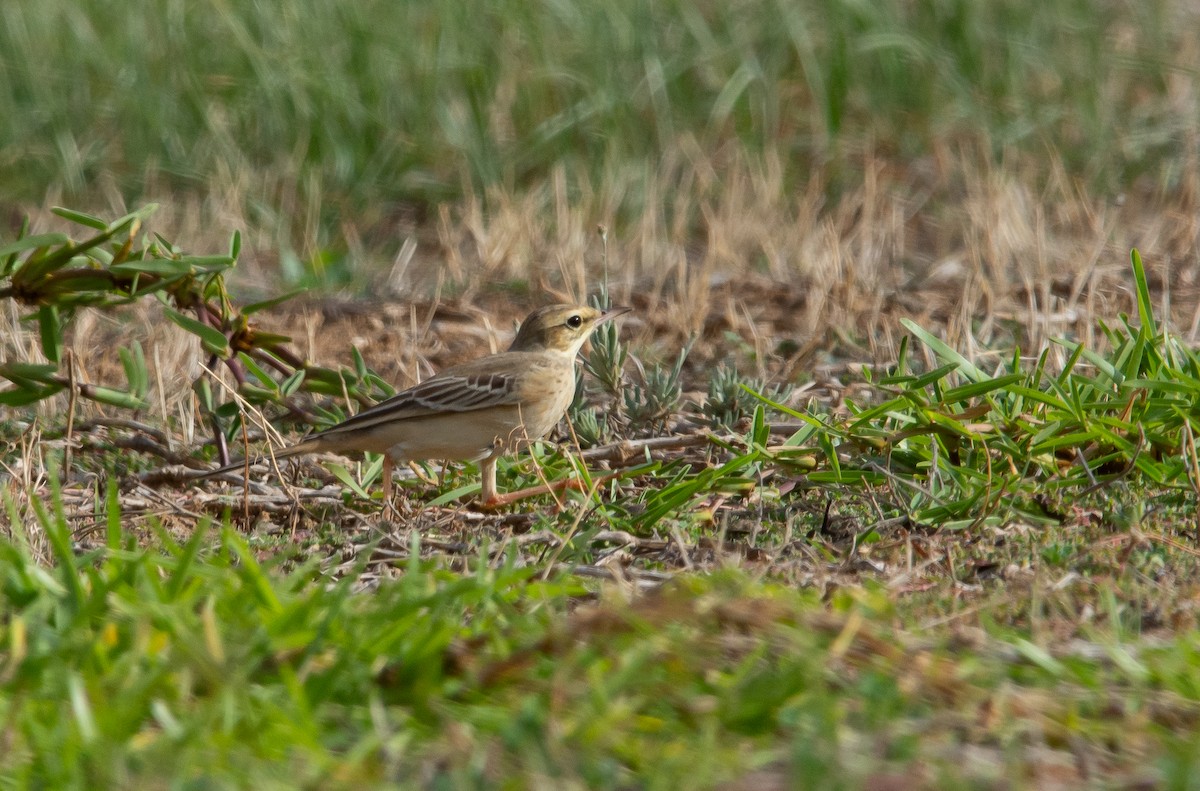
xmin=3 ymin=209 xmax=1200 ymax=786
xmin=3 ymin=497 xmax=1200 ymax=788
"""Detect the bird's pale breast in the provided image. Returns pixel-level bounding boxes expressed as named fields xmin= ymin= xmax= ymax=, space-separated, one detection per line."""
xmin=512 ymin=355 xmax=579 ymax=443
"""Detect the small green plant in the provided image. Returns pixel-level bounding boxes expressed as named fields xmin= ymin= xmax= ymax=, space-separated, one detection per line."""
xmin=704 ymin=363 xmax=793 ymax=430
xmin=0 ymin=207 xmax=397 ymax=464
xmin=583 ymin=288 xmax=628 ymax=399
xmin=623 ymin=344 xmax=690 ymax=432
xmin=1040 ymin=541 xmax=1075 ymax=567
xmin=568 ymin=397 xmax=611 ymax=448
xmin=0 ymin=205 xmax=226 ymax=410
xmin=566 ymin=285 xmax=630 ymax=447
xmin=750 ymin=248 xmax=1200 ymax=530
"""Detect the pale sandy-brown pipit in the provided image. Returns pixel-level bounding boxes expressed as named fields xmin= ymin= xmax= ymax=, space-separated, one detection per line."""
xmin=198 ymin=304 xmax=630 ymax=507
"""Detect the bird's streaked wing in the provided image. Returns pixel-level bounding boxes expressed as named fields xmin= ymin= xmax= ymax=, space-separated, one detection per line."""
xmin=315 ymin=371 xmax=521 ymax=437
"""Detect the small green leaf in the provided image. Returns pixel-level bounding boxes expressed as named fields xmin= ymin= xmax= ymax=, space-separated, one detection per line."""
xmin=177 ymin=255 xmax=235 ymax=271
xmin=238 ymin=353 xmax=279 ymax=390
xmin=193 ymin=378 xmax=215 ymax=411
xmin=242 ymin=289 xmax=308 ymax=315
xmin=163 ymin=307 xmax=230 ymax=357
xmin=1130 ymin=249 xmax=1158 ymax=340
xmin=104 ymin=204 xmax=158 ymax=233
xmin=104 ymin=477 xmax=123 ymax=551
xmin=901 ymin=318 xmax=988 ymax=383
xmin=817 ymin=431 xmax=841 ymax=480
xmin=221 ymin=527 xmax=282 ymax=612
xmin=1055 ymin=339 xmax=1122 ymax=385
xmin=88 ymin=386 xmax=148 ymax=410
xmin=246 ymin=331 xmax=292 ymax=346
xmin=280 ymin=370 xmax=306 ymax=397
xmin=37 ymin=305 xmax=63 ymax=364
xmin=110 ymin=258 xmax=197 ymax=276
xmin=119 ymin=342 xmax=149 ymax=398
xmin=152 ymin=233 xmax=178 ymax=254
xmin=1011 ymin=638 xmax=1066 ymax=676
xmin=303 ymin=367 xmax=343 ymax=385
xmin=352 ymin=346 xmax=369 ymax=380
xmin=214 ymin=401 xmax=246 ymax=419
xmin=112 ymin=255 xmax=232 ymax=276
xmin=923 ymin=409 xmax=984 ymax=440
xmin=0 ymin=383 xmax=64 ymax=406
xmin=895 ymin=334 xmax=909 ymax=377
xmin=366 ymin=374 xmax=396 ymax=397
xmin=428 ymin=481 xmax=480 ymax=507
xmin=14 ymin=226 xmax=123 ymax=283
xmin=905 ymin=363 xmax=960 ymax=393
xmin=51 ymin=207 xmax=107 ymax=230
xmin=751 ymin=403 xmax=768 ymax=446
xmin=0 ymin=361 xmax=61 ymax=386
xmin=50 ymin=273 xmax=121 ymax=296
xmin=165 ymin=517 xmax=212 ymax=601
xmin=327 ymin=463 xmax=371 ymax=500
xmin=304 ymin=379 xmax=347 ymax=397
xmin=0 ymin=232 xmax=70 ymax=260
xmin=236 ymin=384 xmax=278 ymax=404
xmin=361 ymin=454 xmax=385 ymax=487
xmin=940 ymin=374 xmax=1024 ymax=404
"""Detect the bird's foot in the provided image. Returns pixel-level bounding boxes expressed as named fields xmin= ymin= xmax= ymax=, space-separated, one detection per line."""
xmin=478 ymin=472 xmax=622 ymax=510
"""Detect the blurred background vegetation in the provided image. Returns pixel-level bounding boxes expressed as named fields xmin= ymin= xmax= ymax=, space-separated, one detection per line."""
xmin=1 ymin=0 xmax=1194 ymax=286
xmin=5 ymin=5 xmax=1200 ymax=786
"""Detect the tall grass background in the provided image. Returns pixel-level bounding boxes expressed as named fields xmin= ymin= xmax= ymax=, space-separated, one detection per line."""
xmin=2 ymin=0 xmax=1194 ymax=280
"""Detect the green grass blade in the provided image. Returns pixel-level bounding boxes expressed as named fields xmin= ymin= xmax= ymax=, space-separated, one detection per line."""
xmin=900 ymin=319 xmax=987 ymax=383
xmin=1130 ymin=249 xmax=1157 ymax=340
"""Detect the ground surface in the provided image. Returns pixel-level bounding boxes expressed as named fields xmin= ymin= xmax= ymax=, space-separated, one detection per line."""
xmin=5 ymin=0 xmax=1200 ymax=786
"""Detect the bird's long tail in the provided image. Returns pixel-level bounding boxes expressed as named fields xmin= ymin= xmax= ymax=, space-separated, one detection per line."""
xmin=190 ymin=439 xmax=323 ymax=481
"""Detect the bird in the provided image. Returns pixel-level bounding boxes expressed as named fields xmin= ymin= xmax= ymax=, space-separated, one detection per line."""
xmin=195 ymin=304 xmax=631 ymax=508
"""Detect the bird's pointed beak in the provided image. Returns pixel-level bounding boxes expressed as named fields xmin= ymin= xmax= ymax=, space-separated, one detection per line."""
xmin=596 ymin=306 xmax=632 ymax=325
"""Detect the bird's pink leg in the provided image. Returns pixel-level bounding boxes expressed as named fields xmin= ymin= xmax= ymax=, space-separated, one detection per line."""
xmin=479 ymin=457 xmax=500 ymax=507
xmin=480 ymin=469 xmax=624 ymax=508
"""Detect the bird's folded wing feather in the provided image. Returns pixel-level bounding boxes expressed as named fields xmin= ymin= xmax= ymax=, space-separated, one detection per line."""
xmin=315 ymin=372 xmax=521 ymax=436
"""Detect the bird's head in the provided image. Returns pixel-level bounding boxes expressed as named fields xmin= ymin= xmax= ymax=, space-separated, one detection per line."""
xmin=508 ymin=304 xmax=631 ymax=356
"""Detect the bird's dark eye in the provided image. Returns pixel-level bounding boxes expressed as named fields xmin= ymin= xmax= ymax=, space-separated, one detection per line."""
xmin=566 ymin=314 xmax=583 ymax=329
